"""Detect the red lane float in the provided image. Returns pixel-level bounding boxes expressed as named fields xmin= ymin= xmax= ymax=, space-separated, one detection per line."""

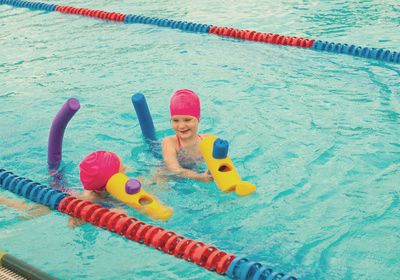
xmin=209 ymin=26 xmax=314 ymax=48
xmin=56 ymin=6 xmax=125 ymax=22
xmin=57 ymin=196 xmax=235 ymax=274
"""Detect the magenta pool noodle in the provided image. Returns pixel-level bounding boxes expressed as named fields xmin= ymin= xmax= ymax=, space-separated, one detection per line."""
xmin=47 ymin=98 xmax=80 ymax=169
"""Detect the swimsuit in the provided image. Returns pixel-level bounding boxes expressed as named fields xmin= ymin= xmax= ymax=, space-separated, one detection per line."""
xmin=176 ymin=134 xmax=204 ymax=169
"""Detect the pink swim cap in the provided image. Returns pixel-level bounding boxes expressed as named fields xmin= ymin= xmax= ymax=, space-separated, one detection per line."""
xmin=79 ymin=151 xmax=121 ymax=191
xmin=170 ymin=89 xmax=200 ymax=120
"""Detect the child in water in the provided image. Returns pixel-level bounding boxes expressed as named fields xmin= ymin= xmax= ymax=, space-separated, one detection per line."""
xmin=162 ymin=89 xmax=213 ymax=183
xmin=67 ymin=150 xmax=127 ymax=227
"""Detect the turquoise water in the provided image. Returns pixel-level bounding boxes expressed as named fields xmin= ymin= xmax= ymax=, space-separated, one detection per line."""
xmin=1 ymin=0 xmax=399 ymax=279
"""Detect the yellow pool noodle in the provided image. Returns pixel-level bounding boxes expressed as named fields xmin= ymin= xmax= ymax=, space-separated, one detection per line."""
xmin=200 ymin=135 xmax=256 ymax=196
xmin=106 ymin=173 xmax=173 ymax=220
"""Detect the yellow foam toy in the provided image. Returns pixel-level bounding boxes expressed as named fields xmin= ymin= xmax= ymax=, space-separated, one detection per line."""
xmin=200 ymin=135 xmax=256 ymax=196
xmin=106 ymin=173 xmax=173 ymax=220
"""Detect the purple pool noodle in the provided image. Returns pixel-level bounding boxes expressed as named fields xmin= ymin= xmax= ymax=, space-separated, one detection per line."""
xmin=47 ymin=98 xmax=80 ymax=169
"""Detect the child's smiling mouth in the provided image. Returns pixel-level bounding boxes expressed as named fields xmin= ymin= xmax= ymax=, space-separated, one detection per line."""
xmin=179 ymin=129 xmax=190 ymax=134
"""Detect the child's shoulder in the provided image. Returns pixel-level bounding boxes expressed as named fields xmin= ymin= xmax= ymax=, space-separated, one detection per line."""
xmin=162 ymin=135 xmax=178 ymax=146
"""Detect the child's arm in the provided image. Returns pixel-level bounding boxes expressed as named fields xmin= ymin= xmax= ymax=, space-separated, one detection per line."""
xmin=162 ymin=137 xmax=212 ymax=183
xmin=67 ymin=190 xmax=126 ymax=228
xmin=24 ymin=205 xmax=51 ymax=220
xmin=0 ymin=196 xmax=32 ymax=211
xmin=0 ymin=196 xmax=50 ymax=219
xmin=67 ymin=190 xmax=98 ymax=228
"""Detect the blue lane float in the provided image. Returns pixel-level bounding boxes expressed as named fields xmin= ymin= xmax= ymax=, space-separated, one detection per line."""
xmin=0 ymin=169 xmax=69 ymax=210
xmin=0 ymin=0 xmax=56 ymax=11
xmin=312 ymin=40 xmax=400 ymax=63
xmin=227 ymin=257 xmax=296 ymax=280
xmin=124 ymin=15 xmax=211 ymax=33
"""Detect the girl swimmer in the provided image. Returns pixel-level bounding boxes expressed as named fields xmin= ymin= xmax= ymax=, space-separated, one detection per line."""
xmin=162 ymin=89 xmax=213 ymax=183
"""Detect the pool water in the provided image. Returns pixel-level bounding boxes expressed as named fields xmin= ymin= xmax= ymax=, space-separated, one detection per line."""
xmin=1 ymin=0 xmax=399 ymax=279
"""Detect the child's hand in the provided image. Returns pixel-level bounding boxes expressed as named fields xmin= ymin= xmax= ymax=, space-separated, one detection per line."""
xmin=27 ymin=205 xmax=51 ymax=217
xmin=198 ymin=170 xmax=213 ymax=183
xmin=68 ymin=217 xmax=86 ymax=228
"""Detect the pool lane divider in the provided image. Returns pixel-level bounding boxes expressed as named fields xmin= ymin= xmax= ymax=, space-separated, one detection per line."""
xmin=0 ymin=250 xmax=56 ymax=280
xmin=0 ymin=169 xmax=297 ymax=280
xmin=0 ymin=0 xmax=399 ymax=64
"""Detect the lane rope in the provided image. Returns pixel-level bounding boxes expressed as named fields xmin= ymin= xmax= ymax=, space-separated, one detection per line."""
xmin=0 ymin=0 xmax=398 ymax=64
xmin=0 ymin=168 xmax=297 ymax=280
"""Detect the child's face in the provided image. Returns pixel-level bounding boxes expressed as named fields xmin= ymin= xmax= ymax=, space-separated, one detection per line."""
xmin=171 ymin=115 xmax=199 ymax=139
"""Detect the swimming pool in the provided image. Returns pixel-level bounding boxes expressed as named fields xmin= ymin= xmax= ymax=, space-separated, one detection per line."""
xmin=1 ymin=0 xmax=399 ymax=279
